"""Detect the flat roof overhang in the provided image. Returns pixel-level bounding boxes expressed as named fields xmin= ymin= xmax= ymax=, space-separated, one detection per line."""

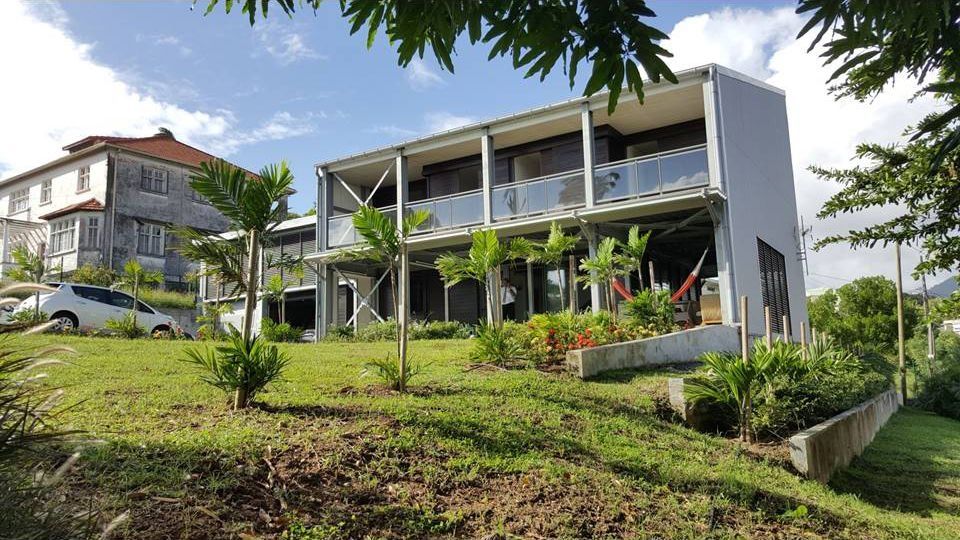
xmin=321 ymin=66 xmax=713 ymax=188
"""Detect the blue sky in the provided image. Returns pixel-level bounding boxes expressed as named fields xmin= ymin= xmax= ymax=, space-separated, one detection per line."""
xmin=0 ymin=1 xmax=946 ymax=288
xmin=54 ymin=0 xmax=786 ymax=213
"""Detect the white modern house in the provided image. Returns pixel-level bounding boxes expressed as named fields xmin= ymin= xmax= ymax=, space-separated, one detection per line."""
xmin=202 ymin=64 xmax=809 ymax=340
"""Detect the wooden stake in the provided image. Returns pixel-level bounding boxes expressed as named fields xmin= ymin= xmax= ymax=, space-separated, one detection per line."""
xmin=811 ymin=326 xmax=818 ymax=343
xmin=782 ymin=314 xmax=791 ymax=343
xmin=648 ymin=260 xmax=656 ymax=292
xmin=740 ymin=295 xmax=751 ymax=443
xmin=895 ymin=243 xmax=907 ymax=402
xmin=800 ymin=321 xmax=808 ymax=359
xmin=764 ymin=306 xmax=772 ymax=348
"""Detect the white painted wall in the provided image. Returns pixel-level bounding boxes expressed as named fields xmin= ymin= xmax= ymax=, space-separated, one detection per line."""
xmin=714 ymin=69 xmax=809 ymax=337
xmin=0 ymin=151 xmax=109 ymax=222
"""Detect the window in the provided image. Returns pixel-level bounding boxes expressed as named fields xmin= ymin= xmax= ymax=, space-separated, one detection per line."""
xmin=107 ymin=290 xmax=154 ymax=313
xmin=757 ymin=238 xmax=791 ymax=334
xmin=140 ymin=166 xmax=168 ymax=194
xmin=72 ymin=285 xmax=110 ymax=305
xmin=77 ymin=166 xmax=90 ymax=192
xmin=457 ymin=165 xmax=481 ymax=191
xmin=189 ymin=188 xmax=210 ymax=205
xmin=8 ymin=188 xmax=28 ymax=214
xmin=85 ymin=216 xmax=100 ymax=248
xmin=512 ymin=152 xmax=542 ymax=182
xmin=49 ymin=218 xmax=76 ymax=254
xmin=40 ymin=179 xmax=52 ymax=204
xmin=137 ymin=222 xmax=165 ymax=256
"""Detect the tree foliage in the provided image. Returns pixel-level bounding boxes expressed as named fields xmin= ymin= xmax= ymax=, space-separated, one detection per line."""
xmin=522 ymin=222 xmax=579 ymax=311
xmin=807 ymin=276 xmax=921 ymax=353
xmin=199 ymin=0 xmax=677 ymax=113
xmin=811 ymin=128 xmax=960 ymax=276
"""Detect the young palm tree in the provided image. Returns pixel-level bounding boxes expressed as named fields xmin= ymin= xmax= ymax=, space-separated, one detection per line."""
xmin=524 ymin=222 xmax=579 ymax=312
xmin=343 ymin=204 xmax=430 ymax=392
xmin=436 ymin=229 xmax=529 ymax=329
xmin=619 ymin=225 xmax=651 ymax=291
xmin=114 ymin=259 xmax=163 ymax=328
xmin=180 ymin=160 xmax=294 ymax=340
xmin=578 ymin=236 xmax=625 ymax=317
xmin=175 ymin=160 xmax=293 ymax=409
xmin=7 ymin=244 xmax=59 ymax=322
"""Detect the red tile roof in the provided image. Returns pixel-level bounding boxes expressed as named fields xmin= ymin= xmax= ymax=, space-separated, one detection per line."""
xmin=62 ymin=130 xmax=258 ymax=178
xmin=38 ymin=198 xmax=104 ymax=221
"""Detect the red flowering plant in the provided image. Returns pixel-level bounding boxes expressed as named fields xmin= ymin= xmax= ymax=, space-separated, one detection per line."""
xmin=524 ymin=311 xmax=635 ymax=364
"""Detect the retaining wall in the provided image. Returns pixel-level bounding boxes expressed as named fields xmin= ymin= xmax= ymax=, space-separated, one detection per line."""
xmin=788 ymin=389 xmax=901 ymax=483
xmin=566 ymin=324 xmax=741 ymax=378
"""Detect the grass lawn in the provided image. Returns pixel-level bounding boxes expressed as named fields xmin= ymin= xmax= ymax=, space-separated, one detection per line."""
xmin=25 ymin=334 xmax=960 ymax=539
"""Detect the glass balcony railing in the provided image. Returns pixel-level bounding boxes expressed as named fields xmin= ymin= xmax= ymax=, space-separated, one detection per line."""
xmin=405 ymin=190 xmax=484 ymax=233
xmin=324 ymin=145 xmax=709 ymax=249
xmin=594 ymin=144 xmax=709 ymax=203
xmin=492 ymin=170 xmax=585 ymax=222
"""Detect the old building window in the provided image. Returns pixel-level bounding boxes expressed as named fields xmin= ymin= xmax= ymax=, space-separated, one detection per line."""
xmin=140 ymin=166 xmax=168 ymax=194
xmin=512 ymin=152 xmax=542 ymax=182
xmin=757 ymin=238 xmax=791 ymax=334
xmin=189 ymin=187 xmax=210 ymax=205
xmin=77 ymin=166 xmax=90 ymax=192
xmin=40 ymin=179 xmax=52 ymax=204
xmin=137 ymin=222 xmax=165 ymax=256
xmin=8 ymin=188 xmax=29 ymax=214
xmin=85 ymin=216 xmax=100 ymax=248
xmin=49 ymin=218 xmax=76 ymax=254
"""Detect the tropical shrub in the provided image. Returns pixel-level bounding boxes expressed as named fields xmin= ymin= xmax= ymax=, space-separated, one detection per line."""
xmin=522 ymin=311 xmax=634 ymax=364
xmin=261 ymin=318 xmax=303 ymax=343
xmin=324 ymin=324 xmax=356 ymax=341
xmin=361 ymin=355 xmax=425 ymax=391
xmin=471 ymin=321 xmax=527 ymax=365
xmin=622 ymin=289 xmax=676 ymax=335
xmin=196 ymin=302 xmax=231 ymax=341
xmin=184 ymin=330 xmax=290 ymax=408
xmin=355 ymin=319 xmax=399 ymax=342
xmin=8 ymin=308 xmax=48 ymax=326
xmin=409 ymin=320 xmax=472 ymax=340
xmin=105 ymin=312 xmax=147 ymax=339
xmin=71 ymin=263 xmax=117 ymax=287
xmin=915 ymin=363 xmax=960 ymax=420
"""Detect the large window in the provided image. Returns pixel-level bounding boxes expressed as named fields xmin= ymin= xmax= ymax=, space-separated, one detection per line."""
xmin=512 ymin=152 xmax=542 ymax=182
xmin=140 ymin=166 xmax=168 ymax=194
xmin=40 ymin=179 xmax=52 ymax=204
xmin=137 ymin=222 xmax=165 ymax=256
xmin=8 ymin=188 xmax=28 ymax=214
xmin=85 ymin=216 xmax=100 ymax=248
xmin=49 ymin=218 xmax=76 ymax=254
xmin=757 ymin=238 xmax=791 ymax=334
xmin=77 ymin=166 xmax=90 ymax=192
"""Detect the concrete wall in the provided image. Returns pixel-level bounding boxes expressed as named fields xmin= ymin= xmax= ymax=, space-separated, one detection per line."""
xmin=110 ymin=153 xmax=230 ymax=283
xmin=713 ymin=68 xmax=809 ymax=337
xmin=163 ymin=306 xmax=201 ymax=336
xmin=788 ymin=389 xmax=901 ymax=483
xmin=566 ymin=324 xmax=741 ymax=379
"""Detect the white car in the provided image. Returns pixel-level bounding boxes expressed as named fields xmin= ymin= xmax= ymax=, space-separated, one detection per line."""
xmin=15 ymin=282 xmax=182 ymax=334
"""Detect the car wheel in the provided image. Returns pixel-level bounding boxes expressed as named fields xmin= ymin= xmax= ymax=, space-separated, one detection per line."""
xmin=50 ymin=311 xmax=79 ymax=332
xmin=151 ymin=325 xmax=170 ymax=335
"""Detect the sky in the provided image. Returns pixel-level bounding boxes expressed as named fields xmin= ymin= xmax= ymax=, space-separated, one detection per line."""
xmin=0 ymin=0 xmax=950 ymax=291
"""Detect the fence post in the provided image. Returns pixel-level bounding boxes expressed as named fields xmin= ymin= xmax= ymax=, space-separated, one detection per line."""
xmin=800 ymin=320 xmax=808 ymax=359
xmin=782 ymin=314 xmax=791 ymax=343
xmin=764 ymin=305 xmax=772 ymax=348
xmin=740 ymin=295 xmax=751 ymax=443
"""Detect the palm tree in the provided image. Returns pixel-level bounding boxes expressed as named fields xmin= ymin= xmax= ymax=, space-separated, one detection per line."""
xmin=578 ymin=237 xmax=625 ymax=317
xmin=7 ymin=244 xmax=59 ymax=322
xmin=436 ymin=229 xmax=529 ymax=329
xmin=524 ymin=222 xmax=579 ymax=312
xmin=114 ymin=259 xmax=163 ymax=328
xmin=175 ymin=160 xmax=293 ymax=409
xmin=619 ymin=225 xmax=651 ymax=291
xmin=341 ymin=204 xmax=429 ymax=392
xmin=178 ymin=160 xmax=293 ymax=341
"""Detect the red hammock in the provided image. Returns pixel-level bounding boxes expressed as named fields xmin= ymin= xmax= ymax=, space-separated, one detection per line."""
xmin=611 ymin=247 xmax=710 ymax=303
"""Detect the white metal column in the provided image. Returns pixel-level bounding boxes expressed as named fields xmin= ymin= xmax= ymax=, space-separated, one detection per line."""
xmin=585 ymin=225 xmax=602 ymax=313
xmin=396 ymin=151 xmax=410 ymax=342
xmin=481 ymin=128 xmax=494 ymax=225
xmin=526 ymin=260 xmax=535 ymax=318
xmin=581 ymin=102 xmax=596 ymax=208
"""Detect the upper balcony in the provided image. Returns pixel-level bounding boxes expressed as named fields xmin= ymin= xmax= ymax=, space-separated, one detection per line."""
xmin=326 ymin=143 xmax=708 ymax=248
xmin=317 ymin=67 xmax=717 ymax=252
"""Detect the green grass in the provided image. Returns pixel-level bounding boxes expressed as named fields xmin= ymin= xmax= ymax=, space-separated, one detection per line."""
xmin=133 ymin=287 xmax=197 ymax=310
xmin=24 ymin=334 xmax=960 ymax=539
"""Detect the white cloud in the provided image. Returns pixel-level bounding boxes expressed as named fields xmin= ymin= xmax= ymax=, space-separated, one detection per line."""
xmin=0 ymin=1 xmax=313 ymax=179
xmin=137 ymin=33 xmax=192 ymax=57
xmin=365 ymin=125 xmax=419 ymax=138
xmin=424 ymin=112 xmax=476 ymax=133
xmin=666 ymin=7 xmax=945 ymax=289
xmin=254 ymin=21 xmax=322 ymax=65
xmin=406 ymin=58 xmax=444 ymax=91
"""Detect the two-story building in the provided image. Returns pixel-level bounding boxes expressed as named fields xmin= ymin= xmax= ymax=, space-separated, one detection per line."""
xmin=0 ymin=129 xmax=258 ymax=289
xmin=202 ymin=64 xmax=808 ymax=340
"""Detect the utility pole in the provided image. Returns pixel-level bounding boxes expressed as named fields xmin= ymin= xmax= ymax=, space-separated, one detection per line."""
xmin=919 ymin=260 xmax=935 ymax=372
xmin=895 ymin=244 xmax=907 ymax=402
